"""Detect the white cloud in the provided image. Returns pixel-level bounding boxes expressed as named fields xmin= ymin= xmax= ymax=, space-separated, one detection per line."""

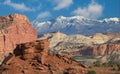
xmin=4 ymin=0 xmax=34 ymax=11
xmin=53 ymin=0 xmax=73 ymax=10
xmin=37 ymin=11 xmax=51 ymax=19
xmin=72 ymin=0 xmax=103 ymax=19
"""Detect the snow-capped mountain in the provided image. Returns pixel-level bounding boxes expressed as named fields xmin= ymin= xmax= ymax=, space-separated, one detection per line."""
xmin=32 ymin=16 xmax=120 ymax=35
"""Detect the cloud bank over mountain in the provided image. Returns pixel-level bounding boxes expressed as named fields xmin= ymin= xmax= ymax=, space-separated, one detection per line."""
xmin=0 ymin=0 xmax=120 ymax=21
xmin=72 ymin=0 xmax=103 ymax=19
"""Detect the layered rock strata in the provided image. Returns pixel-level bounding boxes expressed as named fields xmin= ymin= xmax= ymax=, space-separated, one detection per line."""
xmin=0 ymin=39 xmax=87 ymax=74
xmin=0 ymin=14 xmax=37 ymax=61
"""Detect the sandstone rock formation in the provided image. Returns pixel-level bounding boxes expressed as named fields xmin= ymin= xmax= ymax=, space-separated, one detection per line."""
xmin=91 ymin=33 xmax=110 ymax=44
xmin=0 ymin=40 xmax=87 ymax=74
xmin=39 ymin=32 xmax=120 ymax=56
xmin=0 ymin=14 xmax=37 ymax=61
xmin=19 ymin=39 xmax=49 ymax=64
xmin=79 ymin=43 xmax=120 ymax=56
xmin=39 ymin=32 xmax=120 ymax=63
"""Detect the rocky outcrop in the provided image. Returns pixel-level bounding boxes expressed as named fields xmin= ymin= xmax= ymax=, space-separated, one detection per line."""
xmin=39 ymin=32 xmax=112 ymax=55
xmin=39 ymin=32 xmax=120 ymax=56
xmin=79 ymin=43 xmax=120 ymax=56
xmin=97 ymin=43 xmax=120 ymax=55
xmin=16 ymin=39 xmax=49 ymax=64
xmin=0 ymin=40 xmax=87 ymax=74
xmin=91 ymin=33 xmax=110 ymax=44
xmin=58 ymin=43 xmax=120 ymax=57
xmin=0 ymin=14 xmax=37 ymax=61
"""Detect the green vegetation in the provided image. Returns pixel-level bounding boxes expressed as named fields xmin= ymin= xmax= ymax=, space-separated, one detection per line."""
xmin=93 ymin=61 xmax=101 ymax=67
xmin=117 ymin=63 xmax=120 ymax=71
xmin=93 ymin=61 xmax=120 ymax=71
xmin=87 ymin=70 xmax=96 ymax=74
xmin=104 ymin=61 xmax=116 ymax=67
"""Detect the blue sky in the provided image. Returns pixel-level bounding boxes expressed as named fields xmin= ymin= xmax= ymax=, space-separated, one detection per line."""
xmin=0 ymin=0 xmax=120 ymax=22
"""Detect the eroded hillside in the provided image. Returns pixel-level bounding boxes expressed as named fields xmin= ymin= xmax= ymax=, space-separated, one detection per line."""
xmin=0 ymin=39 xmax=87 ymax=74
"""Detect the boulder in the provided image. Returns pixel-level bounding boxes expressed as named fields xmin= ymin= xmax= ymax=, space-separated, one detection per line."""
xmin=0 ymin=14 xmax=37 ymax=61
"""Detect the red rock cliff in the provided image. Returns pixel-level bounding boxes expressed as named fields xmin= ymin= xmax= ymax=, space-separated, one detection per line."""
xmin=92 ymin=43 xmax=120 ymax=55
xmin=80 ymin=43 xmax=120 ymax=56
xmin=0 ymin=14 xmax=37 ymax=60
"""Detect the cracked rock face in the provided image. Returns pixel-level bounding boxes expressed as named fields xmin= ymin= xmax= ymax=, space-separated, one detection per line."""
xmin=0 ymin=14 xmax=37 ymax=61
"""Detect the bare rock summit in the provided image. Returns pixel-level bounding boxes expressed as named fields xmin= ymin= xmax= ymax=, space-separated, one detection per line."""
xmin=0 ymin=14 xmax=37 ymax=61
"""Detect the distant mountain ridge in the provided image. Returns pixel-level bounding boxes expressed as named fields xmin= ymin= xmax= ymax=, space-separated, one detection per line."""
xmin=32 ymin=16 xmax=120 ymax=35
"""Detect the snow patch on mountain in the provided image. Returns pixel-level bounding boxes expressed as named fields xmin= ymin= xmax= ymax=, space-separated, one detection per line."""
xmin=103 ymin=17 xmax=119 ymax=22
xmin=32 ymin=16 xmax=120 ymax=35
